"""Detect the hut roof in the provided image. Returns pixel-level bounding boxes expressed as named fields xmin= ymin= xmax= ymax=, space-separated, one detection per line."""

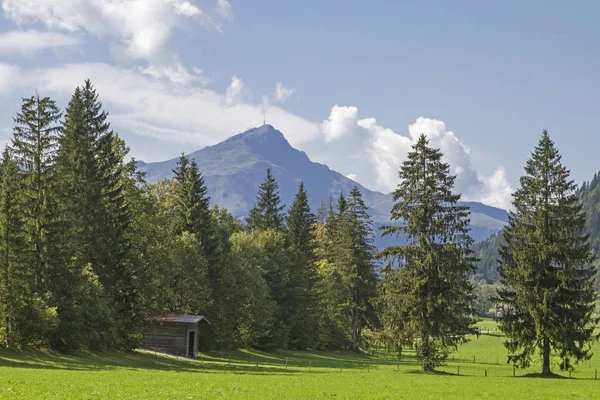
xmin=146 ymin=314 xmax=208 ymax=324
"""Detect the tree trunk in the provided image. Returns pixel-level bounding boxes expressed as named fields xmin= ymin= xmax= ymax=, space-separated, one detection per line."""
xmin=351 ymin=308 xmax=358 ymax=350
xmin=421 ymin=334 xmax=430 ymax=372
xmin=542 ymin=337 xmax=551 ymax=375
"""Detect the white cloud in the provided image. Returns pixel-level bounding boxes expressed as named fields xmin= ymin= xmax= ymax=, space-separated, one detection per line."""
xmin=224 ymin=75 xmax=250 ymax=106
xmin=346 ymin=173 xmax=357 ymax=181
xmin=274 ymin=82 xmax=294 ymax=104
xmin=321 ymin=105 xmax=358 ymax=143
xmin=316 ymin=106 xmax=514 ymax=209
xmin=0 ymin=30 xmax=80 ymax=53
xmin=1 ymin=0 xmax=232 ymax=82
xmin=0 ymin=62 xmax=320 ymax=151
xmin=139 ymin=62 xmax=208 ymax=85
xmin=476 ymin=166 xmax=514 ymax=210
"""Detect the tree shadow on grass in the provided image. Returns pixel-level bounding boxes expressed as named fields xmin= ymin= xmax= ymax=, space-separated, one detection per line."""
xmin=0 ymin=348 xmax=398 ymax=375
xmin=519 ymin=372 xmax=573 ymax=379
xmin=405 ymin=369 xmax=459 ymax=376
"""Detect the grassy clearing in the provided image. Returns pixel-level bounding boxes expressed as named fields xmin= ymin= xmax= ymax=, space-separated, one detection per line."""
xmin=1 ymin=319 xmax=599 ymax=399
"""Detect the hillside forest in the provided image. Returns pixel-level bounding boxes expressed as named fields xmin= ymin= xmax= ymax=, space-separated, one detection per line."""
xmin=0 ymin=82 xmax=597 ymax=374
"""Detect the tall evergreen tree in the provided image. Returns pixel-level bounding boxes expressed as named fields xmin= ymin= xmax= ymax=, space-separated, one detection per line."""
xmin=172 ymin=155 xmax=215 ymax=260
xmin=246 ymin=168 xmax=285 ymax=231
xmin=286 ymin=181 xmax=318 ymax=348
xmin=287 ymin=181 xmax=316 ymax=260
xmin=10 ymin=93 xmax=62 ymax=296
xmin=497 ymin=131 xmax=597 ymax=375
xmin=315 ymin=189 xmax=377 ymax=350
xmin=346 ymin=186 xmax=378 ymax=349
xmin=55 ymin=81 xmax=139 ymax=349
xmin=379 ymin=135 xmax=477 ymax=372
xmin=0 ymin=148 xmax=26 ymax=347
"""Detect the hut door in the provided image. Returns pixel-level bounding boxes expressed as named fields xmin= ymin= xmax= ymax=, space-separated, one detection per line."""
xmin=188 ymin=331 xmax=195 ymax=357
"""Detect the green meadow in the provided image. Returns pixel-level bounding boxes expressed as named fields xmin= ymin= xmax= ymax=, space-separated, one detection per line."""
xmin=1 ymin=319 xmax=599 ymax=399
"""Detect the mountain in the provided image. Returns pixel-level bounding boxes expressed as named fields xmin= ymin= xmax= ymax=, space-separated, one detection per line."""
xmin=139 ymin=124 xmax=508 ymax=245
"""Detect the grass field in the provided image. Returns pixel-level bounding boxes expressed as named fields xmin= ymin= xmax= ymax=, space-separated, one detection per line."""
xmin=1 ymin=319 xmax=599 ymax=399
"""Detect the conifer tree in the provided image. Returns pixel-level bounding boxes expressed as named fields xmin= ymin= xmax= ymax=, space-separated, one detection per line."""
xmin=0 ymin=148 xmax=27 ymax=347
xmin=286 ymin=181 xmax=318 ymax=348
xmin=346 ymin=186 xmax=378 ymax=349
xmin=287 ymin=181 xmax=316 ymax=260
xmin=497 ymin=131 xmax=597 ymax=375
xmin=10 ymin=93 xmax=62 ymax=295
xmin=172 ymin=155 xmax=215 ymax=260
xmin=379 ymin=135 xmax=477 ymax=372
xmin=246 ymin=168 xmax=285 ymax=231
xmin=55 ymin=81 xmax=139 ymax=349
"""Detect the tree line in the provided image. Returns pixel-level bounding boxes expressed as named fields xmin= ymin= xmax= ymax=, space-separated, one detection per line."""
xmin=0 ymin=83 xmax=596 ymax=376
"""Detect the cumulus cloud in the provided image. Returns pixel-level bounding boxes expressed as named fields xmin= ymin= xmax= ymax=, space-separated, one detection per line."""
xmin=139 ymin=62 xmax=208 ymax=85
xmin=274 ymin=82 xmax=294 ymax=104
xmin=346 ymin=173 xmax=358 ymax=181
xmin=0 ymin=30 xmax=80 ymax=53
xmin=0 ymin=62 xmax=320 ymax=152
xmin=1 ymin=0 xmax=232 ymax=82
xmin=224 ymin=75 xmax=251 ymax=106
xmin=315 ymin=107 xmax=514 ymax=209
xmin=321 ymin=105 xmax=358 ymax=143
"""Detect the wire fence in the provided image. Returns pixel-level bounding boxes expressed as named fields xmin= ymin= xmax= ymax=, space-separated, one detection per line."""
xmin=189 ymin=352 xmax=600 ymax=380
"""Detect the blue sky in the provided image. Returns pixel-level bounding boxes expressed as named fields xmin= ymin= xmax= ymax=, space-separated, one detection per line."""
xmin=0 ymin=0 xmax=599 ymax=209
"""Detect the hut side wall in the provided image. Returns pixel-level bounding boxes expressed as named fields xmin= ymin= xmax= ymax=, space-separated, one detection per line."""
xmin=142 ymin=323 xmax=188 ymax=356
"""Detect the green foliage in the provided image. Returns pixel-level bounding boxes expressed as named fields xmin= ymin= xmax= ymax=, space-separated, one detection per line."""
xmin=472 ymin=233 xmax=503 ymax=283
xmin=246 ymin=168 xmax=286 ymax=231
xmin=472 ymin=280 xmax=500 ymax=318
xmin=286 ymin=182 xmax=318 ymax=349
xmin=6 ymin=94 xmax=62 ymax=347
xmin=313 ymin=187 xmax=378 ymax=350
xmin=167 ymin=232 xmax=211 ymax=314
xmin=379 ymin=135 xmax=477 ymax=372
xmin=497 ymin=130 xmax=598 ymax=375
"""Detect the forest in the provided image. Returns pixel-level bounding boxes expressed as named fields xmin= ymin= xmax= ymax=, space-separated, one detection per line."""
xmin=0 ymin=81 xmax=597 ymax=375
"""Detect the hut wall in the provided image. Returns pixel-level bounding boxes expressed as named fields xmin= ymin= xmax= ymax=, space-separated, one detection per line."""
xmin=142 ymin=323 xmax=188 ymax=356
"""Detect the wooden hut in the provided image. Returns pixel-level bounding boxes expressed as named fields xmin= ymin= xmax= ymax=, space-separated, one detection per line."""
xmin=142 ymin=314 xmax=208 ymax=358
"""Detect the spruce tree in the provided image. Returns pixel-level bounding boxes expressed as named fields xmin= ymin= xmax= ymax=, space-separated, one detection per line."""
xmin=316 ymin=189 xmax=377 ymax=350
xmin=55 ymin=81 xmax=139 ymax=349
xmin=246 ymin=168 xmax=286 ymax=231
xmin=379 ymin=135 xmax=477 ymax=372
xmin=497 ymin=131 xmax=597 ymax=375
xmin=287 ymin=181 xmax=316 ymax=260
xmin=286 ymin=181 xmax=318 ymax=348
xmin=10 ymin=93 xmax=62 ymax=296
xmin=172 ymin=155 xmax=215 ymax=260
xmin=0 ymin=147 xmax=27 ymax=347
xmin=346 ymin=186 xmax=377 ymax=349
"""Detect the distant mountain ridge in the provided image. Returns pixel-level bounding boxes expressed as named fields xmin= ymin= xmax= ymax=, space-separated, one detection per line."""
xmin=139 ymin=124 xmax=508 ymax=245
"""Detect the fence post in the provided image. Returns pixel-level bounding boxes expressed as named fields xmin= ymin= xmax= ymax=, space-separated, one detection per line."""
xmin=513 ymin=367 xmax=516 ymax=377
xmin=595 ymin=369 xmax=597 ymax=380
xmin=473 ymin=356 xmax=475 ymax=364
xmin=485 ymin=369 xmax=487 ymax=377
xmin=309 ymin=361 xmax=311 ymax=371
xmin=285 ymin=358 xmax=288 ymax=369
xmin=256 ymin=357 xmax=259 ymax=368
xmin=457 ymin=366 xmax=460 ymax=376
